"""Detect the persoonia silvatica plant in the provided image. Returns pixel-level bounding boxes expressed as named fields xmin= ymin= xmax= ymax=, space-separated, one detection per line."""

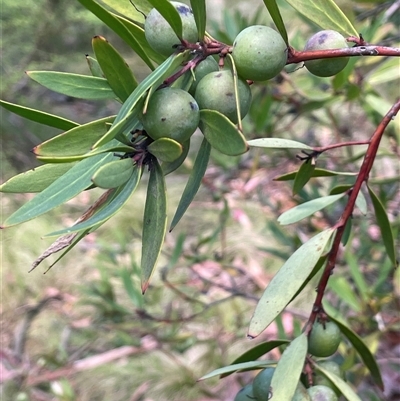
xmin=1 ymin=0 xmax=399 ymax=398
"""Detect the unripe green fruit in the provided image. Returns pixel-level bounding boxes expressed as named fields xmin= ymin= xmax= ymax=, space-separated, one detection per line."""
xmin=194 ymin=70 xmax=252 ymax=123
xmin=232 ymin=25 xmax=287 ymax=81
xmin=145 ymin=2 xmax=198 ymax=56
xmin=308 ymin=321 xmax=341 ymax=358
xmin=307 ymin=385 xmax=338 ymax=401
xmin=252 ymin=367 xmax=274 ymax=401
xmin=234 ymin=384 xmax=254 ymax=401
xmin=292 ymin=382 xmax=311 ymax=401
xmin=141 ymin=87 xmax=200 ymax=143
xmin=189 ymin=57 xmax=219 ymax=95
xmin=315 ymin=360 xmax=343 ymax=396
xmin=304 ymin=30 xmax=349 ymax=77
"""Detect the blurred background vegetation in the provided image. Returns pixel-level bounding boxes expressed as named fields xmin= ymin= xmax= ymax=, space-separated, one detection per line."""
xmin=1 ymin=0 xmax=399 ymax=400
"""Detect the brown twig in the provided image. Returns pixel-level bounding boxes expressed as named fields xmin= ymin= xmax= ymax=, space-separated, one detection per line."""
xmin=305 ymin=99 xmax=400 ymax=332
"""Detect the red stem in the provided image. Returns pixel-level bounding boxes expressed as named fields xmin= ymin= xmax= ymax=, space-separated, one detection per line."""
xmin=287 ymin=46 xmax=400 ymax=64
xmin=305 ymin=99 xmax=400 ymax=332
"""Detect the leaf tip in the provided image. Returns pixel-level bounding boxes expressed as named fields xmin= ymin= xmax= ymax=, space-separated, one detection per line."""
xmin=141 ymin=281 xmax=149 ymax=294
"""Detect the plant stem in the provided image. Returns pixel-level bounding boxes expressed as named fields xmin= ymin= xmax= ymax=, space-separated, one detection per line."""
xmin=306 ymin=99 xmax=400 ymax=332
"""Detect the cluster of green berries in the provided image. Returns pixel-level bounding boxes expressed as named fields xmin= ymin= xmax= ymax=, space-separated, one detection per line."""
xmin=234 ymin=320 xmax=343 ymax=400
xmin=142 ymin=1 xmax=349 ymax=151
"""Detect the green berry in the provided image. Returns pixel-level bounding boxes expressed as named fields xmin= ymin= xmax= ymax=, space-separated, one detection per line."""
xmin=308 ymin=320 xmax=341 ymax=358
xmin=304 ymin=30 xmax=349 ymax=77
xmin=292 ymin=382 xmax=311 ymax=401
xmin=252 ymin=368 xmax=274 ymax=401
xmin=144 ymin=2 xmax=198 ymax=56
xmin=194 ymin=70 xmax=252 ymax=123
xmin=315 ymin=360 xmax=343 ymax=396
xmin=189 ymin=56 xmax=219 ymax=95
xmin=234 ymin=384 xmax=255 ymax=401
xmin=232 ymin=25 xmax=287 ymax=81
xmin=141 ymin=87 xmax=200 ymax=143
xmin=307 ymin=385 xmax=338 ymax=401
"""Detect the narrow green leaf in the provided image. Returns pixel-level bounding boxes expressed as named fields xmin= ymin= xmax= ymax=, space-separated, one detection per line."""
xmin=45 ymin=167 xmax=142 ymax=236
xmin=368 ymin=185 xmax=397 ymax=266
xmin=98 ymin=0 xmax=152 ymax=24
xmin=248 ymin=229 xmax=335 ymax=338
xmin=274 ymin=168 xmax=356 ymax=181
xmin=328 ymin=314 xmax=384 ymax=390
xmin=147 ymin=0 xmax=183 ymax=39
xmin=77 ymin=0 xmax=155 ymax=70
xmin=86 ymin=55 xmax=104 ymax=78
xmin=0 ymin=100 xmax=79 ymax=131
xmin=283 ymin=0 xmax=358 ymax=36
xmin=345 ymin=251 xmax=369 ymax=302
xmin=0 ymin=163 xmax=76 ymax=193
xmin=199 ymin=360 xmax=276 ymax=381
xmin=278 ymin=194 xmax=345 ymax=225
xmin=270 ymin=334 xmax=308 ymax=401
xmin=288 ymin=256 xmax=327 ymax=304
xmin=119 ymin=267 xmax=144 ymax=308
xmin=262 ymin=0 xmax=288 ymax=44
xmin=169 ymin=137 xmax=211 ymax=231
xmin=190 ymin=0 xmax=206 ymax=39
xmin=33 ymin=116 xmax=115 ymax=159
xmin=292 ymin=160 xmax=316 ymax=195
xmin=147 ymin=137 xmax=183 ymax=162
xmin=116 ymin=14 xmax=166 ymax=65
xmin=315 ymin=364 xmax=362 ymax=401
xmin=26 ymin=71 xmax=116 ymax=100
xmin=141 ymin=160 xmax=168 ymax=293
xmin=162 ymin=139 xmax=190 ymax=175
xmin=248 ymin=138 xmax=312 ymax=150
xmin=328 ymin=275 xmax=362 ymax=312
xmin=341 ymin=217 xmax=352 ymax=246
xmin=199 ymin=110 xmax=248 ymax=156
xmin=2 ymin=153 xmax=114 ymax=228
xmin=221 ymin=340 xmax=289 ymax=378
xmin=355 ymin=190 xmax=367 ymax=215
xmin=91 ymin=158 xmax=134 ymax=189
xmin=92 ymin=35 xmax=138 ymax=101
xmin=93 ymin=51 xmax=190 ymax=149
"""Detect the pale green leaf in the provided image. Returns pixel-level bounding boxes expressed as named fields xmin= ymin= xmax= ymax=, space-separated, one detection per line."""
xmin=278 ymin=194 xmax=345 ymax=225
xmin=26 ymin=71 xmax=116 ymax=100
xmin=270 ymin=334 xmax=308 ymax=401
xmin=0 ymin=100 xmax=78 ymax=131
xmin=248 ymin=138 xmax=312 ymax=150
xmin=0 ymin=163 xmax=76 ymax=193
xmin=248 ymin=229 xmax=335 ymax=338
xmin=283 ymin=0 xmax=358 ymax=36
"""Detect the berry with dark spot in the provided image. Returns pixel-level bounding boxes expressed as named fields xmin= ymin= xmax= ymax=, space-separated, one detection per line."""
xmin=145 ymin=2 xmax=198 ymax=56
xmin=304 ymin=30 xmax=349 ymax=77
xmin=140 ymin=87 xmax=200 ymax=143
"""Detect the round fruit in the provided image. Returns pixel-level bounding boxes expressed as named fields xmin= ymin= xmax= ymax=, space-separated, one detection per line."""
xmin=232 ymin=25 xmax=287 ymax=81
xmin=141 ymin=87 xmax=200 ymax=143
xmin=252 ymin=367 xmax=274 ymax=401
xmin=304 ymin=30 xmax=349 ymax=77
xmin=189 ymin=56 xmax=219 ymax=95
xmin=315 ymin=360 xmax=343 ymax=395
xmin=292 ymin=382 xmax=311 ymax=401
xmin=234 ymin=384 xmax=255 ymax=401
xmin=308 ymin=320 xmax=341 ymax=358
xmin=144 ymin=2 xmax=198 ymax=56
xmin=307 ymin=385 xmax=338 ymax=401
xmin=194 ymin=70 xmax=252 ymax=123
